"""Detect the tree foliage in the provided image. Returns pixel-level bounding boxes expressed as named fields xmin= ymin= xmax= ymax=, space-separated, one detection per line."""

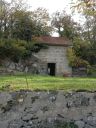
xmin=31 ymin=8 xmax=52 ymax=36
xmin=0 ymin=38 xmax=47 ymax=62
xmin=51 ymin=11 xmax=80 ymax=40
xmin=0 ymin=0 xmax=52 ymax=40
xmin=67 ymin=47 xmax=89 ymax=67
xmin=0 ymin=0 xmax=51 ymax=62
xmin=71 ymin=0 xmax=96 ymax=16
xmin=71 ymin=0 xmax=96 ymax=65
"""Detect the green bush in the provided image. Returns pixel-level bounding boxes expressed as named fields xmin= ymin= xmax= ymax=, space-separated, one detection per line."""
xmin=67 ymin=48 xmax=89 ymax=67
xmin=0 ymin=39 xmax=27 ymax=62
xmin=87 ymin=65 xmax=96 ymax=77
xmin=0 ymin=38 xmax=48 ymax=62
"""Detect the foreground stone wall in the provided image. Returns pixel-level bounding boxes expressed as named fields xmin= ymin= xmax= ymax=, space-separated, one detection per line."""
xmin=0 ymin=90 xmax=96 ymax=128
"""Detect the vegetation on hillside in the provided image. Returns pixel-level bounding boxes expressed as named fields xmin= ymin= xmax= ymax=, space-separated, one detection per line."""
xmin=0 ymin=38 xmax=48 ymax=62
xmin=51 ymin=3 xmax=96 ymax=67
xmin=0 ymin=0 xmax=96 ymax=70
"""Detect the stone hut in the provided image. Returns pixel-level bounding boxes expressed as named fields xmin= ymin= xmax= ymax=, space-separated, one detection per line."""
xmin=34 ymin=36 xmax=72 ymax=76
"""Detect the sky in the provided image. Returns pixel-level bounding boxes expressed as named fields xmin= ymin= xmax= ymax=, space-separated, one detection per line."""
xmin=6 ymin=0 xmax=76 ymax=14
xmin=27 ymin=0 xmax=72 ymax=14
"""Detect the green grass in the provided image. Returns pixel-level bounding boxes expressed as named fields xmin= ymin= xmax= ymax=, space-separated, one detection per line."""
xmin=0 ymin=75 xmax=96 ymax=91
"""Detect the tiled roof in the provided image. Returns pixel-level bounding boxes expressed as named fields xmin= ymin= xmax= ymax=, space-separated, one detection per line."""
xmin=34 ymin=36 xmax=72 ymax=46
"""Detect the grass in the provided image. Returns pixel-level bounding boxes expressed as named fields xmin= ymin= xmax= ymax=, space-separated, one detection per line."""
xmin=0 ymin=75 xmax=96 ymax=91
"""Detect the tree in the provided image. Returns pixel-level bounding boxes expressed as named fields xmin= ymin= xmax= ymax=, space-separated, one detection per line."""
xmin=31 ymin=8 xmax=52 ymax=36
xmin=9 ymin=8 xmax=52 ymax=40
xmin=84 ymin=16 xmax=96 ymax=64
xmin=0 ymin=0 xmax=28 ymax=39
xmin=9 ymin=10 xmax=34 ymax=41
xmin=71 ymin=0 xmax=96 ymax=65
xmin=0 ymin=1 xmax=52 ymax=40
xmin=0 ymin=0 xmax=9 ymax=38
xmin=0 ymin=0 xmax=52 ymax=62
xmin=51 ymin=11 xmax=80 ymax=40
xmin=71 ymin=0 xmax=96 ymax=16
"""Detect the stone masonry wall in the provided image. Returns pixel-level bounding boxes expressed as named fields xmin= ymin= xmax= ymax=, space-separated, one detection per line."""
xmin=0 ymin=57 xmax=41 ymax=75
xmin=34 ymin=45 xmax=72 ymax=76
xmin=0 ymin=90 xmax=96 ymax=128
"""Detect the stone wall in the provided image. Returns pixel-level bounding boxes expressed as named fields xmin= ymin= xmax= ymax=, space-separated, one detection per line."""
xmin=0 ymin=56 xmax=41 ymax=75
xmin=0 ymin=90 xmax=96 ymax=128
xmin=72 ymin=67 xmax=87 ymax=77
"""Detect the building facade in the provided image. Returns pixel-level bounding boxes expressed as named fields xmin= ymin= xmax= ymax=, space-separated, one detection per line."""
xmin=34 ymin=36 xmax=72 ymax=76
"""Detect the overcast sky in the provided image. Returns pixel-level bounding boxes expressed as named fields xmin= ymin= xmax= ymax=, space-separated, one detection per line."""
xmin=6 ymin=0 xmax=76 ymax=14
xmin=27 ymin=0 xmax=72 ymax=13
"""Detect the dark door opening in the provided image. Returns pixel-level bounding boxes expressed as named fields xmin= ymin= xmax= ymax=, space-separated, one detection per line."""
xmin=47 ymin=63 xmax=56 ymax=76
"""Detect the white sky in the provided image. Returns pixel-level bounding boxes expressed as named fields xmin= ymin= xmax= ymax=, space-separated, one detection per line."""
xmin=27 ymin=0 xmax=72 ymax=14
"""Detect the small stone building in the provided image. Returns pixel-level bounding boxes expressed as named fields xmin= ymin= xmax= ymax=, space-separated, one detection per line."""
xmin=34 ymin=36 xmax=72 ymax=76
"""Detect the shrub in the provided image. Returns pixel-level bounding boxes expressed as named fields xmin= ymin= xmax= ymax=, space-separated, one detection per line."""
xmin=87 ymin=65 xmax=96 ymax=77
xmin=0 ymin=39 xmax=27 ymax=62
xmin=0 ymin=38 xmax=47 ymax=62
xmin=67 ymin=48 xmax=89 ymax=67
